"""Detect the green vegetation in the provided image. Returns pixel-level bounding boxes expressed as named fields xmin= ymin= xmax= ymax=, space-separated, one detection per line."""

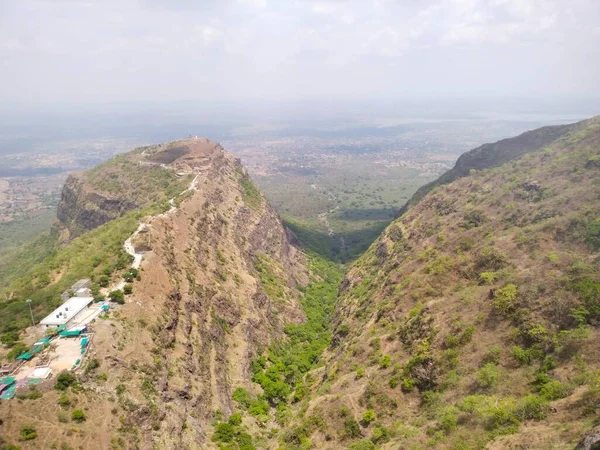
xmin=19 ymin=425 xmax=37 ymax=441
xmin=253 ymin=253 xmax=286 ymax=302
xmin=361 ymin=409 xmax=376 ymax=426
xmin=284 ymin=217 xmax=388 ymax=263
xmin=71 ymin=409 xmax=86 ymax=423
xmin=277 ymin=118 xmax=600 ymax=448
xmin=251 ymin=256 xmax=342 ymax=406
xmin=212 ymin=413 xmax=256 ymax=450
xmin=0 ymin=203 xmax=169 ymax=335
xmin=0 ymin=210 xmax=55 ymax=265
xmin=109 ymin=289 xmax=125 ymax=304
xmin=55 ymin=373 xmax=77 ymax=391
xmin=239 ymin=171 xmax=262 ymax=210
xmin=85 ymin=156 xmax=191 ymax=205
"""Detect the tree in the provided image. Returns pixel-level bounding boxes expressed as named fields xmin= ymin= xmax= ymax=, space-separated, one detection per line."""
xmin=55 ymin=372 xmax=77 ymax=391
xmin=0 ymin=331 xmax=20 ymax=347
xmin=109 ymin=289 xmax=125 ymax=304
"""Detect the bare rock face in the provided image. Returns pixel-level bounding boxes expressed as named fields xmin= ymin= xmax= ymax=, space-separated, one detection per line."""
xmin=55 ymin=174 xmax=138 ymax=240
xmin=576 ymin=430 xmax=600 ymax=450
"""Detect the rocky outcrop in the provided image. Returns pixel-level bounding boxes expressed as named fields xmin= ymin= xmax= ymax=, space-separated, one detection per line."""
xmin=55 ymin=174 xmax=138 ymax=240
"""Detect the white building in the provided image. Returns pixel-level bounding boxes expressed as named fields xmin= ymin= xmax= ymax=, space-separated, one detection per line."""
xmin=40 ymin=296 xmax=94 ymax=329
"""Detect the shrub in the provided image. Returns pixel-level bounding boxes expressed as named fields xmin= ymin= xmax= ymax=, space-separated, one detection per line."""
xmin=85 ymin=358 xmax=100 ymax=373
xmin=437 ymin=406 xmax=460 ymax=433
xmin=123 ymin=284 xmax=133 ymax=295
xmin=232 ymin=387 xmax=253 ymax=409
xmin=57 ymin=393 xmax=71 ymax=407
xmin=476 ymin=363 xmax=500 ymax=389
xmin=344 ymin=419 xmax=362 ymax=438
xmin=228 ymin=412 xmax=242 ymax=426
xmin=514 ymin=395 xmax=549 ymax=421
xmin=55 ymin=373 xmax=77 ymax=391
xmin=348 ymin=439 xmax=376 ymax=450
xmin=510 ymin=346 xmax=532 ymax=366
xmin=109 ymin=289 xmax=125 ymax=304
xmin=71 ymin=409 xmax=86 ymax=422
xmin=482 ymin=345 xmax=502 ymax=365
xmin=98 ymin=275 xmax=110 ymax=287
xmin=463 ymin=209 xmax=486 ymax=229
xmin=361 ymin=409 xmax=376 ymax=426
xmin=479 ymin=271 xmax=498 ymax=285
xmin=493 ymin=284 xmax=518 ymax=314
xmin=212 ymin=422 xmax=235 ymax=443
xmin=356 ymin=367 xmax=364 ymax=379
xmin=586 ymin=218 xmax=600 ymax=250
xmin=19 ymin=425 xmax=37 ymax=441
xmin=371 ymin=425 xmax=390 ymax=444
xmin=380 ymin=355 xmax=391 ymax=369
xmin=539 ymin=380 xmax=573 ymax=400
xmin=401 ymin=378 xmax=415 ymax=392
xmin=0 ymin=331 xmax=20 ymax=347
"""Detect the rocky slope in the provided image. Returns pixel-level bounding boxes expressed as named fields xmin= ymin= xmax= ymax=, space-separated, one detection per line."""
xmin=280 ymin=116 xmax=600 ymax=449
xmin=399 ymin=121 xmax=578 ymax=215
xmin=0 ymin=138 xmax=310 ymax=449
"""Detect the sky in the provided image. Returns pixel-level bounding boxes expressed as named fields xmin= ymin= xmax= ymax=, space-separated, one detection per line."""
xmin=1 ymin=0 xmax=599 ymax=108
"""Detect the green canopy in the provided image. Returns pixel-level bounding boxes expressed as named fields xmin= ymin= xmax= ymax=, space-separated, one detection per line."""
xmin=57 ymin=324 xmax=66 ymax=332
xmin=16 ymin=352 xmax=33 ymax=360
xmin=0 ymin=376 xmax=15 ymax=385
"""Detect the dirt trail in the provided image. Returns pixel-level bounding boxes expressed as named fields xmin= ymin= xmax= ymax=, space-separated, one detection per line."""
xmin=104 ymin=172 xmax=201 ymax=295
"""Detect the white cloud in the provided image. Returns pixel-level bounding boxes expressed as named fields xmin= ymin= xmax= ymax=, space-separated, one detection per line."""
xmin=0 ymin=0 xmax=598 ymax=103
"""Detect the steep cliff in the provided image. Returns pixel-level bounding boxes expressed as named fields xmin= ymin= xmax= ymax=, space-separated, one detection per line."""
xmin=54 ymin=142 xmax=193 ymax=240
xmin=0 ymin=138 xmax=310 ymax=449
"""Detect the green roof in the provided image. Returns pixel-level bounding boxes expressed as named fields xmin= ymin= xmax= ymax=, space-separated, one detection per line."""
xmin=59 ymin=329 xmax=83 ymax=337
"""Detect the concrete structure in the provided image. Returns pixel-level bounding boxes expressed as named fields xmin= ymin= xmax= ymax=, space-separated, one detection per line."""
xmin=40 ymin=296 xmax=94 ymax=329
xmin=75 ymin=287 xmax=91 ymax=297
xmin=61 ymin=279 xmax=90 ymax=302
xmin=30 ymin=366 xmax=52 ymax=379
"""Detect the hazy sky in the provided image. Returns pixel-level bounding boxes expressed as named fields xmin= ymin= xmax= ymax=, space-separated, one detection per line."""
xmin=1 ymin=0 xmax=599 ymax=107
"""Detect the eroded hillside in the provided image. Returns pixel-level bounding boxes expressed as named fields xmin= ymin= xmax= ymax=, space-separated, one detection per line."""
xmin=278 ymin=117 xmax=600 ymax=449
xmin=0 ymin=138 xmax=313 ymax=449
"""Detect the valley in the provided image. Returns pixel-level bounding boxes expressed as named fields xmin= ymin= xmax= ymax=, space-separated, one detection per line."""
xmin=0 ymin=117 xmax=600 ymax=450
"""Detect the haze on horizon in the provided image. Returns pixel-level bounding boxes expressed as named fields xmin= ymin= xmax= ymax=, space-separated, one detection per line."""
xmin=1 ymin=0 xmax=600 ymax=113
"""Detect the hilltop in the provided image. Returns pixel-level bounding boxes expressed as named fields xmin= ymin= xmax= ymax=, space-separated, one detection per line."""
xmin=0 ymin=138 xmax=338 ymax=449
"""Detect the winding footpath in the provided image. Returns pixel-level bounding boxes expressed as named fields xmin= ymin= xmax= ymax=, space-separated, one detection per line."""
xmin=105 ymin=172 xmax=201 ymax=295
